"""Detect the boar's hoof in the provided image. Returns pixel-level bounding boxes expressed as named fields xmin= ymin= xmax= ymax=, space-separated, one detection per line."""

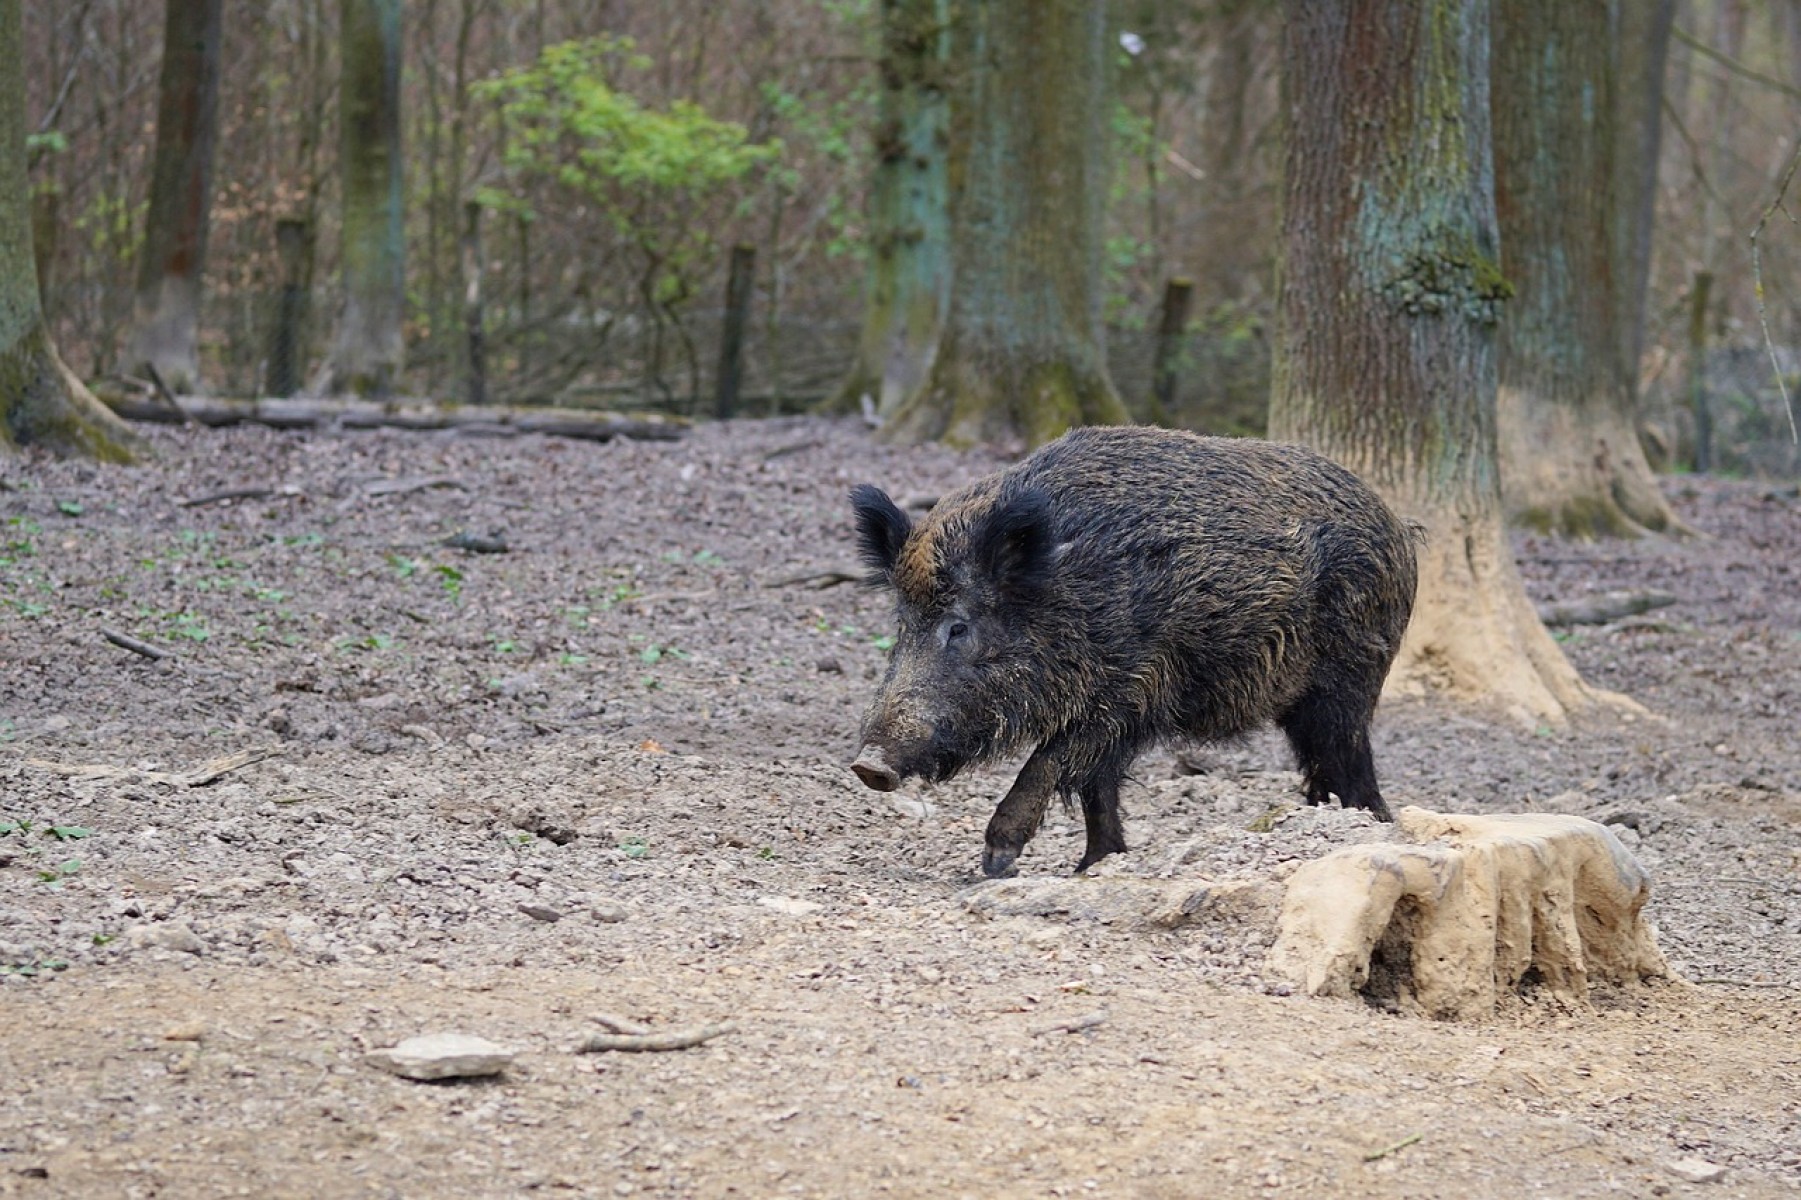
xmin=851 ymin=746 xmax=900 ymax=792
xmin=981 ymin=844 xmax=1021 ymax=879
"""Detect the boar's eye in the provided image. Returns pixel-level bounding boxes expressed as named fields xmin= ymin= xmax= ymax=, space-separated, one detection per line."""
xmin=946 ymin=621 xmax=969 ymax=642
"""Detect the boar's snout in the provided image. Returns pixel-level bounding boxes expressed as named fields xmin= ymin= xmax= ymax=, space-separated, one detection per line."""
xmin=851 ymin=745 xmax=901 ymax=792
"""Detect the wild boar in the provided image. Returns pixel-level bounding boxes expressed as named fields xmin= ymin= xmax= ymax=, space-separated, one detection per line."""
xmin=848 ymin=425 xmax=1418 ymax=877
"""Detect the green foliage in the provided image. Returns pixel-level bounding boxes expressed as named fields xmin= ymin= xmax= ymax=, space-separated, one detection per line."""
xmin=477 ymin=37 xmax=778 ymax=310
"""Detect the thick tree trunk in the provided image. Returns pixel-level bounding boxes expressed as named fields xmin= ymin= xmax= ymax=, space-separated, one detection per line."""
xmin=319 ymin=0 xmax=405 ymax=397
xmin=882 ymin=0 xmax=1127 ymax=449
xmin=1492 ymin=0 xmax=1683 ymax=538
xmin=832 ymin=0 xmax=951 ymax=418
xmin=1273 ymin=0 xmax=1608 ymax=726
xmin=0 ymin=0 xmax=137 ymax=460
xmin=122 ymin=0 xmax=223 ymax=395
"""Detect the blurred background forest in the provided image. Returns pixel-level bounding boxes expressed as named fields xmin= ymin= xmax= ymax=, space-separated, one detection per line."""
xmin=16 ymin=0 xmax=1801 ymax=473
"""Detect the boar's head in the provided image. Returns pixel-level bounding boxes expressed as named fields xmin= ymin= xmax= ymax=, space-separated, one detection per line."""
xmin=847 ymin=482 xmax=1058 ymax=793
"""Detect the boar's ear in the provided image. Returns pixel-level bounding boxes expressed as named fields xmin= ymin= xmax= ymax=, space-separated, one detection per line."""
xmin=850 ymin=484 xmax=912 ymax=583
xmin=974 ymin=487 xmax=1054 ymax=597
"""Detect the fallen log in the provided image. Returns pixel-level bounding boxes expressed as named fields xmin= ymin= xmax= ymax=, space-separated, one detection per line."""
xmin=1536 ymin=589 xmax=1677 ymax=627
xmin=99 ymin=392 xmax=687 ymax=443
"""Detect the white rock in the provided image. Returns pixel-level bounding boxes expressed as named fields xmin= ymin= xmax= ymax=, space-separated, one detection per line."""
xmin=758 ymin=896 xmax=823 ymax=917
xmin=888 ymin=796 xmax=936 ymax=819
xmin=124 ymin=923 xmax=206 ymax=955
xmin=1664 ymin=1158 xmax=1727 ymax=1184
xmin=1268 ymin=807 xmax=1670 ymax=1019
xmin=365 ymin=1033 xmax=514 ymax=1081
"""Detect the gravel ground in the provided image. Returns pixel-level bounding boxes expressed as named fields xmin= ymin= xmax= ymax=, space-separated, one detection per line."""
xmin=1 ymin=417 xmax=1798 ymax=1198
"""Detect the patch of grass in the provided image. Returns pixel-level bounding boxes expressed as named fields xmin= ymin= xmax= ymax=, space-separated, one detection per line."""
xmin=435 ymin=563 xmax=464 ymax=601
xmin=56 ymin=499 xmax=83 ymax=517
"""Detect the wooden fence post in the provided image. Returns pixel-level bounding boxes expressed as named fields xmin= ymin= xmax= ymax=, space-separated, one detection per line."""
xmin=715 ymin=244 xmax=756 ymax=420
xmin=264 ymin=217 xmax=310 ymax=397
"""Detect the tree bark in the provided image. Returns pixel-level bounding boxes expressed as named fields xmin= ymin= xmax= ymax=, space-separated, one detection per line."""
xmin=832 ymin=0 xmax=952 ymax=418
xmin=319 ymin=0 xmax=406 ymax=397
xmin=1611 ymin=0 xmax=1676 ymax=399
xmin=0 ymin=0 xmax=138 ymax=461
xmin=1492 ymin=0 xmax=1683 ymax=537
xmin=122 ymin=0 xmax=223 ymax=395
xmin=882 ymin=0 xmax=1128 ymax=449
xmin=1273 ymin=0 xmax=1608 ymax=726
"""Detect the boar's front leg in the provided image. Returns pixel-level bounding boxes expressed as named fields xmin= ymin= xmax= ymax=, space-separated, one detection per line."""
xmin=981 ymin=744 xmax=1062 ymax=879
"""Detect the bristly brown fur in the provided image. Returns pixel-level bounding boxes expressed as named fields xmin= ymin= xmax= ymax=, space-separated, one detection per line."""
xmin=849 ymin=426 xmax=1419 ymax=878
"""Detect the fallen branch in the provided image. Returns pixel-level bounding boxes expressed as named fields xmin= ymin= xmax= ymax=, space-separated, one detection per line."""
xmin=763 ymin=565 xmax=864 ymax=590
xmin=576 ymin=1022 xmax=735 ymax=1053
xmin=762 ymin=438 xmax=822 ymax=461
xmin=24 ymin=746 xmax=279 ymax=788
xmin=100 ymin=393 xmax=688 ymax=444
xmin=589 ymin=1012 xmax=653 ymax=1036
xmin=442 ymin=531 xmax=509 ymax=554
xmin=1536 ymin=590 xmax=1676 ymax=627
xmin=180 ymin=486 xmax=281 ymax=508
xmin=1362 ymin=1133 xmax=1423 ymax=1163
xmin=361 ymin=474 xmax=467 ymax=499
xmin=1029 ymin=1010 xmax=1108 ymax=1037
xmin=101 ymin=627 xmax=173 ymax=661
xmin=1693 ymin=976 xmax=1789 ymax=989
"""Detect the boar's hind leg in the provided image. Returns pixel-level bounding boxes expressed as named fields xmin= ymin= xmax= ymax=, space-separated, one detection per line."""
xmin=1278 ymin=687 xmax=1393 ymax=822
xmin=982 ymin=746 xmax=1061 ymax=878
xmin=1074 ymin=769 xmax=1128 ymax=875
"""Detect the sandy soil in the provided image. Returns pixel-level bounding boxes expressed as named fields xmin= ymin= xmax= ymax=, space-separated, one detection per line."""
xmin=2 ymin=417 xmax=1798 ymax=1199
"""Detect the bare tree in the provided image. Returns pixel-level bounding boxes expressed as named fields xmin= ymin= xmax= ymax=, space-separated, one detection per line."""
xmin=0 ymin=0 xmax=138 ymax=459
xmin=1492 ymin=0 xmax=1683 ymax=536
xmin=318 ymin=0 xmax=405 ymax=396
xmin=1272 ymin=0 xmax=1609 ymax=724
xmin=881 ymin=0 xmax=1127 ymax=448
xmin=122 ymin=0 xmax=223 ymax=394
xmin=832 ymin=0 xmax=951 ymax=419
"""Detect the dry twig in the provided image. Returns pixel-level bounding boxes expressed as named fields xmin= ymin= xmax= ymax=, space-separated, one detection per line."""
xmin=576 ymin=1022 xmax=736 ymax=1053
xmin=1362 ymin=1133 xmax=1423 ymax=1163
xmin=1029 ymin=1010 xmax=1108 ymax=1037
xmin=100 ymin=627 xmax=173 ymax=661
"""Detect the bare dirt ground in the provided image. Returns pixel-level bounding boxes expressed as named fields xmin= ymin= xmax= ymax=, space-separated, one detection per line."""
xmin=2 ymin=417 xmax=1799 ymax=1199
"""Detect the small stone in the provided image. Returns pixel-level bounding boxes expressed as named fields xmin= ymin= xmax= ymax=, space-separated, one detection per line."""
xmin=520 ymin=903 xmax=564 ymax=923
xmin=888 ymin=796 xmax=936 ymax=819
xmin=124 ymin=923 xmax=206 ymax=956
xmin=816 ymin=658 xmax=843 ymax=674
xmin=162 ymin=1022 xmax=207 ymax=1042
xmin=758 ymin=896 xmax=823 ymax=917
xmin=914 ymin=965 xmax=943 ymax=985
xmin=1664 ymin=1158 xmax=1727 ymax=1185
xmin=365 ymin=1033 xmax=513 ymax=1081
xmin=590 ymin=902 xmax=629 ymax=924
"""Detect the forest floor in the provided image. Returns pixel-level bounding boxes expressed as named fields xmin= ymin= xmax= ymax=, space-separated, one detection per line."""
xmin=2 ymin=416 xmax=1799 ymax=1199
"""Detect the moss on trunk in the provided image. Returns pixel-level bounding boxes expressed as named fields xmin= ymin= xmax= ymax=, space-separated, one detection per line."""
xmin=1272 ymin=0 xmax=1618 ymax=727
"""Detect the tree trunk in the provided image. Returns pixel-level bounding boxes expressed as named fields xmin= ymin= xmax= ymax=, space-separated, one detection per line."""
xmin=1492 ymin=0 xmax=1683 ymax=537
xmin=832 ymin=0 xmax=952 ymax=418
xmin=0 ymin=0 xmax=138 ymax=460
xmin=1611 ymin=0 xmax=1676 ymax=399
xmin=882 ymin=0 xmax=1127 ymax=449
xmin=122 ymin=0 xmax=223 ymax=395
xmin=319 ymin=0 xmax=405 ymax=397
xmin=1272 ymin=0 xmax=1608 ymax=726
